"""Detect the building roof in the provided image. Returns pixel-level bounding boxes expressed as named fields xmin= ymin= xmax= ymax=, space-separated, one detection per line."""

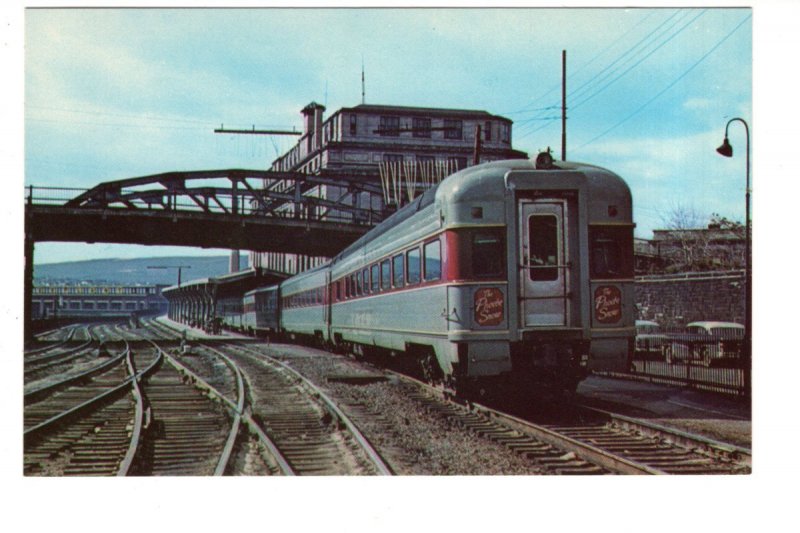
xmin=336 ymin=103 xmax=512 ymax=122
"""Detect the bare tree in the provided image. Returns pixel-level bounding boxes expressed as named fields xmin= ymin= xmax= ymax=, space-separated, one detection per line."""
xmin=655 ymin=205 xmax=745 ymax=272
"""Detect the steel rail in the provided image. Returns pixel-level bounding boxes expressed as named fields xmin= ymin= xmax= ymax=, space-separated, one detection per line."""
xmin=231 ymin=342 xmax=395 ymax=476
xmin=158 ymin=344 xmax=295 ymax=476
xmin=580 ymin=405 xmax=752 ymax=468
xmin=24 ymin=338 xmax=94 ymax=367
xmin=25 ymin=326 xmax=77 ymax=355
xmin=24 ymin=349 xmax=128 ymax=404
xmin=23 ymin=344 xmax=161 ymax=446
xmin=388 ymin=370 xmax=662 ymax=475
xmin=117 ymin=341 xmax=163 ymax=476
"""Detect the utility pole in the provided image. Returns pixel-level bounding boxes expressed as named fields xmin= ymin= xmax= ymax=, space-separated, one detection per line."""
xmin=473 ymin=124 xmax=482 ymax=166
xmin=562 ymin=49 xmax=567 ymax=161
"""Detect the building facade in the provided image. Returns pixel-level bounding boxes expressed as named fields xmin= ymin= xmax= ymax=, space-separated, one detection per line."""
xmin=32 ymin=284 xmax=168 ymax=319
xmin=251 ymin=102 xmax=528 ymax=274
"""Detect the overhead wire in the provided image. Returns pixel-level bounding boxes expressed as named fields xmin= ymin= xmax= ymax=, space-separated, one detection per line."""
xmin=515 ymin=9 xmax=703 ymax=143
xmin=577 ymin=13 xmax=751 ymax=150
xmin=499 ymin=9 xmax=660 ymax=117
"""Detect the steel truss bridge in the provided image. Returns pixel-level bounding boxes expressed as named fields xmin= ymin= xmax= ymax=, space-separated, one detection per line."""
xmin=25 ymin=168 xmax=390 ymax=256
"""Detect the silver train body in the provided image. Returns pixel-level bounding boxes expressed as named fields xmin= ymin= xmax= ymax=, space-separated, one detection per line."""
xmin=236 ymin=158 xmax=635 ymax=390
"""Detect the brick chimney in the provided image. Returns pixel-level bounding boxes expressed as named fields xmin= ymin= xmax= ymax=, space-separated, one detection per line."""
xmin=301 ymin=102 xmax=326 ymax=152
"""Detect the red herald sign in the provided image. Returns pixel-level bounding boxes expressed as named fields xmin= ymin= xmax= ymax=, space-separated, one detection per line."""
xmin=594 ymin=285 xmax=622 ymax=323
xmin=474 ymin=287 xmax=504 ymax=326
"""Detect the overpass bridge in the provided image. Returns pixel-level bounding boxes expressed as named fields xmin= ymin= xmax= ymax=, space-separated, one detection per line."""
xmin=25 ymin=168 xmax=388 ymax=255
xmin=24 ymin=168 xmax=392 ymax=340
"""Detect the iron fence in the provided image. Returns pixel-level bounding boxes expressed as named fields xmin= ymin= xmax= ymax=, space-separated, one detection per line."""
xmin=601 ymin=324 xmax=750 ymax=396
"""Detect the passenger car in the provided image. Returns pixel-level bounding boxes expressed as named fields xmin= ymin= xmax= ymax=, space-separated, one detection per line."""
xmin=665 ymin=321 xmax=745 ymax=366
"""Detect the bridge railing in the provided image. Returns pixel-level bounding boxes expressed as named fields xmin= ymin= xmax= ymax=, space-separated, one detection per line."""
xmin=26 ymin=185 xmax=386 ymax=226
xmin=26 ymin=186 xmax=88 ymax=205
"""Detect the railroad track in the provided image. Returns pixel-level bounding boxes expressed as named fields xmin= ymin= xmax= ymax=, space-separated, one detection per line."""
xmin=23 ymin=340 xmax=157 ymax=476
xmin=219 ymin=343 xmax=394 ymax=475
xmin=391 ymin=372 xmax=750 ymax=475
xmin=24 ymin=326 xmax=99 ymax=382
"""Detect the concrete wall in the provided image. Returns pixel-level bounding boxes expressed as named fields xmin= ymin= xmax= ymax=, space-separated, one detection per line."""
xmin=635 ymin=270 xmax=745 ymax=327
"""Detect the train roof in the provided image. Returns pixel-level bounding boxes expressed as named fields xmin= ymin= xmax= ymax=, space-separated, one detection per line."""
xmin=331 ymin=157 xmax=628 ymax=264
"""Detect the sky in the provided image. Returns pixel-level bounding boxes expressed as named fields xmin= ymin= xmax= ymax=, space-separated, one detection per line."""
xmin=16 ymin=5 xmax=762 ymax=265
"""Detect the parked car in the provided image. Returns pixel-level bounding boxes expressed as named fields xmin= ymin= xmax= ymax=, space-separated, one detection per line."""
xmin=665 ymin=321 xmax=745 ymax=366
xmin=635 ymin=320 xmax=669 ymax=359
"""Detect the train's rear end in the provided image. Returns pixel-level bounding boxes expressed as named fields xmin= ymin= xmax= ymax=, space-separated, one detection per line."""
xmin=504 ymin=156 xmax=635 ymax=393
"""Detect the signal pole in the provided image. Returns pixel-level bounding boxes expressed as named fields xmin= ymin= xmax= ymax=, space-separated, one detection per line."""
xmin=562 ymin=49 xmax=567 ymax=161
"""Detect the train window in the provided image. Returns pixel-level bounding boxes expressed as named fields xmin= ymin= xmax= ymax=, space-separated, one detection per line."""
xmin=335 ymin=280 xmax=341 ymax=301
xmin=392 ymin=254 xmax=404 ymax=287
xmin=362 ymin=268 xmax=370 ymax=294
xmin=356 ymin=271 xmax=362 ymax=296
xmin=407 ymin=247 xmax=421 ymax=284
xmin=472 ymin=232 xmax=505 ymax=278
xmin=371 ymin=264 xmax=380 ymax=292
xmin=528 ymin=215 xmax=559 ymax=281
xmin=381 ymin=259 xmax=391 ymax=290
xmin=589 ymin=226 xmax=633 ymax=279
xmin=424 ymin=239 xmax=441 ymax=281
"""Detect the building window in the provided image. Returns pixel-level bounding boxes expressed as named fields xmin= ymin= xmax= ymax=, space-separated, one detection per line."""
xmin=383 ymin=153 xmax=404 ymax=164
xmin=444 ymin=119 xmax=462 ymax=140
xmin=412 ymin=117 xmax=431 ymax=138
xmin=484 ymin=121 xmax=492 ymax=141
xmin=500 ymin=123 xmax=510 ymax=143
xmin=350 ymin=114 xmax=357 ymax=135
xmin=379 ymin=116 xmax=400 ymax=136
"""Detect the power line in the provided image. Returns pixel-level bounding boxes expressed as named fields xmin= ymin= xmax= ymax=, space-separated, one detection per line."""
xmin=570 ymin=9 xmax=707 ymax=111
xmin=577 ymin=13 xmax=751 ymax=150
xmin=500 ymin=9 xmax=661 ymax=117
xmin=515 ymin=9 xmax=711 ymax=143
xmin=516 ymin=10 xmax=699 ymax=140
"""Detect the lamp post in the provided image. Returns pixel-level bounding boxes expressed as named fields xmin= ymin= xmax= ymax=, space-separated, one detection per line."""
xmin=716 ymin=117 xmax=751 ymax=394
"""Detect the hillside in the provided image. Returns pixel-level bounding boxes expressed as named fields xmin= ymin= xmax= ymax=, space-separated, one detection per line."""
xmin=34 ymin=256 xmax=247 ymax=286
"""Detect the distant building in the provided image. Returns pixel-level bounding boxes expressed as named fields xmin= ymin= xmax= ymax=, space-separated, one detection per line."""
xmin=32 ymin=283 xmax=168 ymax=319
xmin=632 ymin=221 xmax=747 ymax=275
xmin=251 ymin=102 xmax=527 ymax=274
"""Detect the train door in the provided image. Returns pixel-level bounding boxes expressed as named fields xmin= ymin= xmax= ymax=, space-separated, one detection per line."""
xmin=518 ymin=199 xmax=570 ymax=327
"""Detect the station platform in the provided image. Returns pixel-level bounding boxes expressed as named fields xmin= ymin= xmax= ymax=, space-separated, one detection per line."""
xmin=152 ymin=316 xmax=249 ymax=341
xmin=577 ymin=375 xmax=751 ymax=449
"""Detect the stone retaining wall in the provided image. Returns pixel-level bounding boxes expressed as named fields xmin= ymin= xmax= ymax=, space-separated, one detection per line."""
xmin=635 ymin=270 xmax=745 ymax=327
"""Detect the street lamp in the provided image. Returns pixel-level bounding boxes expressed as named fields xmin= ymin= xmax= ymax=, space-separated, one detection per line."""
xmin=716 ymin=117 xmax=751 ymax=392
xmin=147 ymin=265 xmax=191 ymax=287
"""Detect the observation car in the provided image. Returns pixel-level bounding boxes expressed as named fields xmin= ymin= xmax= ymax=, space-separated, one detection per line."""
xmin=271 ymin=155 xmax=635 ymax=393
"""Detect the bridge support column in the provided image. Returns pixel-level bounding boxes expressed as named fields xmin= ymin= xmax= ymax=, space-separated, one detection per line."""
xmin=24 ymin=234 xmax=34 ymax=343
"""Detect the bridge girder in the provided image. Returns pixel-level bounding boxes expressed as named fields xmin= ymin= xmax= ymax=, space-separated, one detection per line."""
xmin=27 ymin=168 xmax=391 ymax=255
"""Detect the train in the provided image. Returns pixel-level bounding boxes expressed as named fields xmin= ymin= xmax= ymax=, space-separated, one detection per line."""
xmin=218 ymin=154 xmax=635 ymax=394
